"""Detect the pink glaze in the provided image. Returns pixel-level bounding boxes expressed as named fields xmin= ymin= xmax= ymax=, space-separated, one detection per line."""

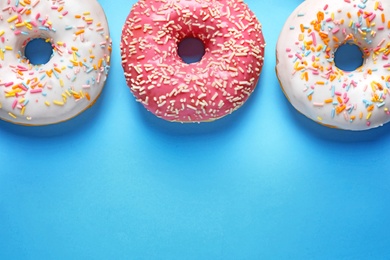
xmin=121 ymin=0 xmax=265 ymax=122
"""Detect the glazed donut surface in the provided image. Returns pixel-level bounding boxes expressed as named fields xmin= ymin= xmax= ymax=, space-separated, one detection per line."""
xmin=276 ymin=0 xmax=390 ymax=130
xmin=121 ymin=0 xmax=265 ymax=122
xmin=0 ymin=0 xmax=111 ymax=126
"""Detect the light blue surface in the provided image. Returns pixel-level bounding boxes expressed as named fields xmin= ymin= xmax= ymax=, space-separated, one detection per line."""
xmin=1 ymin=0 xmax=390 ymax=259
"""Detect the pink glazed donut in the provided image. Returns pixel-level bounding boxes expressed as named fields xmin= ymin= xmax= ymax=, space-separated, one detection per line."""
xmin=121 ymin=0 xmax=265 ymax=122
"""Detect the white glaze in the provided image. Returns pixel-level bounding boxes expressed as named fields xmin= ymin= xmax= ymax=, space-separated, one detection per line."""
xmin=0 ymin=0 xmax=111 ymax=125
xmin=276 ymin=0 xmax=390 ymax=130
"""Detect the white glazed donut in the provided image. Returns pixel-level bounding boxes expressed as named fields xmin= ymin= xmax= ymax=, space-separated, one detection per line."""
xmin=276 ymin=0 xmax=390 ymax=130
xmin=0 ymin=0 xmax=111 ymax=126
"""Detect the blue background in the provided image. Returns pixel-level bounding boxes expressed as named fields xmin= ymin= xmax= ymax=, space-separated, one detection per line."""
xmin=1 ymin=0 xmax=390 ymax=259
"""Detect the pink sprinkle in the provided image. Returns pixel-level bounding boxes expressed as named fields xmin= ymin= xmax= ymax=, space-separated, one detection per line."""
xmin=286 ymin=48 xmax=291 ymax=52
xmin=12 ymin=99 xmax=17 ymax=109
xmin=97 ymin=73 xmax=101 ymax=83
xmin=335 ymin=91 xmax=342 ymax=96
xmin=378 ymin=39 xmax=386 ymax=47
xmin=62 ymin=11 xmax=68 ymax=16
xmin=18 ymin=84 xmax=28 ymax=91
xmin=367 ymin=122 xmax=371 ymax=127
xmin=311 ymin=32 xmax=317 ymax=46
xmin=384 ymin=64 xmax=390 ymax=68
xmin=30 ymin=89 xmax=42 ymax=94
xmin=295 ymin=53 xmax=303 ymax=60
xmin=17 ymin=65 xmax=28 ymax=71
xmin=378 ymin=26 xmax=385 ymax=30
xmin=324 ymin=4 xmax=328 ymax=10
xmin=35 ymin=13 xmax=40 ymax=20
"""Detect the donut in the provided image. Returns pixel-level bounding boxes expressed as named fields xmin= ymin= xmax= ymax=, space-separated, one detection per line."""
xmin=0 ymin=0 xmax=112 ymax=126
xmin=276 ymin=0 xmax=390 ymax=130
xmin=121 ymin=0 xmax=265 ymax=122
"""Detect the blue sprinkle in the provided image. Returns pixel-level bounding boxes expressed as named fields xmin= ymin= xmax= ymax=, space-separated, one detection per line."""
xmin=53 ymin=70 xmax=60 ymax=79
xmin=358 ymin=3 xmax=366 ymax=9
xmin=377 ymin=102 xmax=386 ymax=108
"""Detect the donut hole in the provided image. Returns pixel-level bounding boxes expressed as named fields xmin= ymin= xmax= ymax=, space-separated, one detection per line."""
xmin=334 ymin=43 xmax=364 ymax=72
xmin=178 ymin=37 xmax=205 ymax=64
xmin=24 ymin=38 xmax=53 ymax=65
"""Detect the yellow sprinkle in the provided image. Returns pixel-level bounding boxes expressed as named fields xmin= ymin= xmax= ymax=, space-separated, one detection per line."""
xmin=8 ymin=112 xmax=17 ymax=119
xmin=0 ymin=30 xmax=4 ymax=36
xmin=45 ymin=101 xmax=51 ymax=106
xmin=366 ymin=112 xmax=372 ymax=120
xmin=7 ymin=15 xmax=18 ymax=23
xmin=53 ymin=100 xmax=64 ymax=106
xmin=21 ymin=106 xmax=26 ymax=116
xmin=5 ymin=46 xmax=13 ymax=51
